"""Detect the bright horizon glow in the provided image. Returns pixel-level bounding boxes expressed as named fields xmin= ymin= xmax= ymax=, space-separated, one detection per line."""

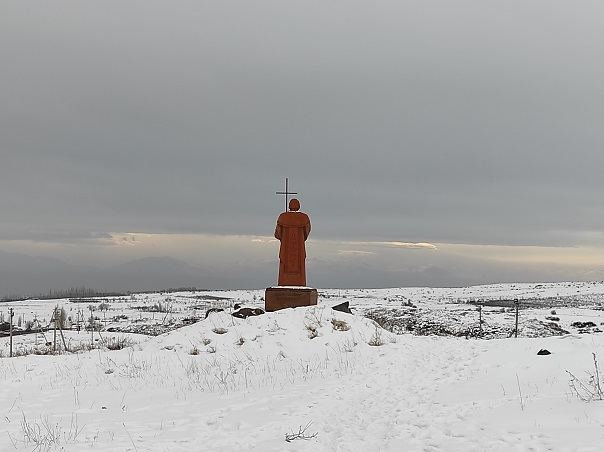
xmin=2 ymin=232 xmax=604 ymax=268
xmin=1 ymin=232 xmax=603 ymax=288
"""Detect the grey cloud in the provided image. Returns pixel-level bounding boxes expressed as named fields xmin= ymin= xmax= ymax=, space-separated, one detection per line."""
xmin=1 ymin=1 xmax=604 ymax=291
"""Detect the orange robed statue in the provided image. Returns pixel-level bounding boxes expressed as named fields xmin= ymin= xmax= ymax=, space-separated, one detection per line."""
xmin=274 ymin=198 xmax=311 ymax=286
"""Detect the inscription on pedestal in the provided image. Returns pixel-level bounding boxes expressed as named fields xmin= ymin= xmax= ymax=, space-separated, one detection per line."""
xmin=265 ymin=287 xmax=318 ymax=312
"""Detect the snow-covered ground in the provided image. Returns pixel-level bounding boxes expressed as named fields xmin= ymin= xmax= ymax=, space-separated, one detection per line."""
xmin=2 ymin=282 xmax=604 ymax=451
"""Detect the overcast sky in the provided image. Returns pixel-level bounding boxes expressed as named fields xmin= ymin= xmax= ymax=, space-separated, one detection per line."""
xmin=2 ymin=1 xmax=604 ymax=293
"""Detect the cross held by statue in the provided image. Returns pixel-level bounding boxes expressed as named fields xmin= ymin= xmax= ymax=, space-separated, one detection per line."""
xmin=276 ymin=177 xmax=298 ymax=212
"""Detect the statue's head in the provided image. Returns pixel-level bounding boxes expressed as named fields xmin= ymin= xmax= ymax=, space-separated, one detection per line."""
xmin=289 ymin=198 xmax=300 ymax=211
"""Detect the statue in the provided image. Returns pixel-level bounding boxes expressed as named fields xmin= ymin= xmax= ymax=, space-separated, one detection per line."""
xmin=265 ymin=190 xmax=317 ymax=311
xmin=274 ymin=198 xmax=311 ymax=286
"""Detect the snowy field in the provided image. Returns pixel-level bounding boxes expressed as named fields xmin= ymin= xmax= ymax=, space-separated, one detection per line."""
xmin=2 ymin=282 xmax=604 ymax=451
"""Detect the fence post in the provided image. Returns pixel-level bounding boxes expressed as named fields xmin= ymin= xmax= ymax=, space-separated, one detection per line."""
xmin=514 ymin=299 xmax=519 ymax=338
xmin=53 ymin=306 xmax=58 ymax=352
xmin=9 ymin=308 xmax=14 ymax=357
xmin=478 ymin=305 xmax=483 ymax=335
xmin=90 ymin=305 xmax=94 ymax=347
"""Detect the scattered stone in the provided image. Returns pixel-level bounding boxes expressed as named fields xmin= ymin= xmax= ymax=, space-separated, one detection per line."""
xmin=106 ymin=323 xmax=180 ymax=336
xmin=521 ymin=319 xmax=569 ymax=338
xmin=537 ymin=349 xmax=551 ymax=355
xmin=332 ymin=301 xmax=353 ymax=314
xmin=363 ymin=308 xmax=570 ymax=339
xmin=571 ymin=321 xmax=597 ymax=329
xmin=232 ymin=307 xmax=265 ymax=319
xmin=331 ymin=318 xmax=350 ymax=331
xmin=570 ymin=321 xmax=602 ymax=334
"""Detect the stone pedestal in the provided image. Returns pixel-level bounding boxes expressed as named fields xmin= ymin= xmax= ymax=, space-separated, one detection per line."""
xmin=265 ymin=287 xmax=318 ymax=312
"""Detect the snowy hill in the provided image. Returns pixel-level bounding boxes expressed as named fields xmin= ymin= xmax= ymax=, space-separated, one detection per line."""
xmin=2 ymin=282 xmax=604 ymax=450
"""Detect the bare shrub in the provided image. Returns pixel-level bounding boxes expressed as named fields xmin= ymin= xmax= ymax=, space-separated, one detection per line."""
xmin=21 ymin=414 xmax=62 ymax=450
xmin=305 ymin=324 xmax=319 ymax=339
xmin=567 ymin=353 xmax=604 ymax=401
xmin=64 ymin=341 xmax=94 ymax=353
xmin=304 ymin=306 xmax=325 ymax=339
xmin=305 ymin=306 xmax=324 ymax=327
xmin=285 ymin=421 xmax=318 ymax=442
xmin=101 ymin=336 xmax=136 ymax=351
xmin=368 ymin=325 xmax=385 ymax=346
xmin=20 ymin=413 xmax=82 ymax=451
xmin=331 ymin=318 xmax=350 ymax=331
xmin=341 ymin=338 xmax=357 ymax=352
xmin=11 ymin=343 xmax=87 ymax=357
xmin=212 ymin=327 xmax=228 ymax=335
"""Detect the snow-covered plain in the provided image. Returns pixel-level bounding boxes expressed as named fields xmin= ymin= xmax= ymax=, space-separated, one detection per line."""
xmin=3 ymin=282 xmax=604 ymax=451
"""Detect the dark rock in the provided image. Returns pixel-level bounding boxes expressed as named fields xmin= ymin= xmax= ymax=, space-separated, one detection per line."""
xmin=537 ymin=349 xmax=551 ymax=355
xmin=232 ymin=307 xmax=265 ymax=319
xmin=332 ymin=301 xmax=352 ymax=314
xmin=571 ymin=321 xmax=597 ymax=329
xmin=545 ymin=316 xmax=560 ymax=321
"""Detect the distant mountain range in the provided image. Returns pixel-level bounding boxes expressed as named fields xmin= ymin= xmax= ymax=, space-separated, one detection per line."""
xmin=0 ymin=252 xmax=232 ymax=299
xmin=0 ymin=249 xmax=525 ymax=299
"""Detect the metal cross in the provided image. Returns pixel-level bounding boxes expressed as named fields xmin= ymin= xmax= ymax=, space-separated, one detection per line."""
xmin=276 ymin=178 xmax=298 ymax=211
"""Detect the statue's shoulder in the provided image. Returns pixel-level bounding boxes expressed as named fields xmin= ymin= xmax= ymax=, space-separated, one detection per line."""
xmin=278 ymin=211 xmax=309 ymax=225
